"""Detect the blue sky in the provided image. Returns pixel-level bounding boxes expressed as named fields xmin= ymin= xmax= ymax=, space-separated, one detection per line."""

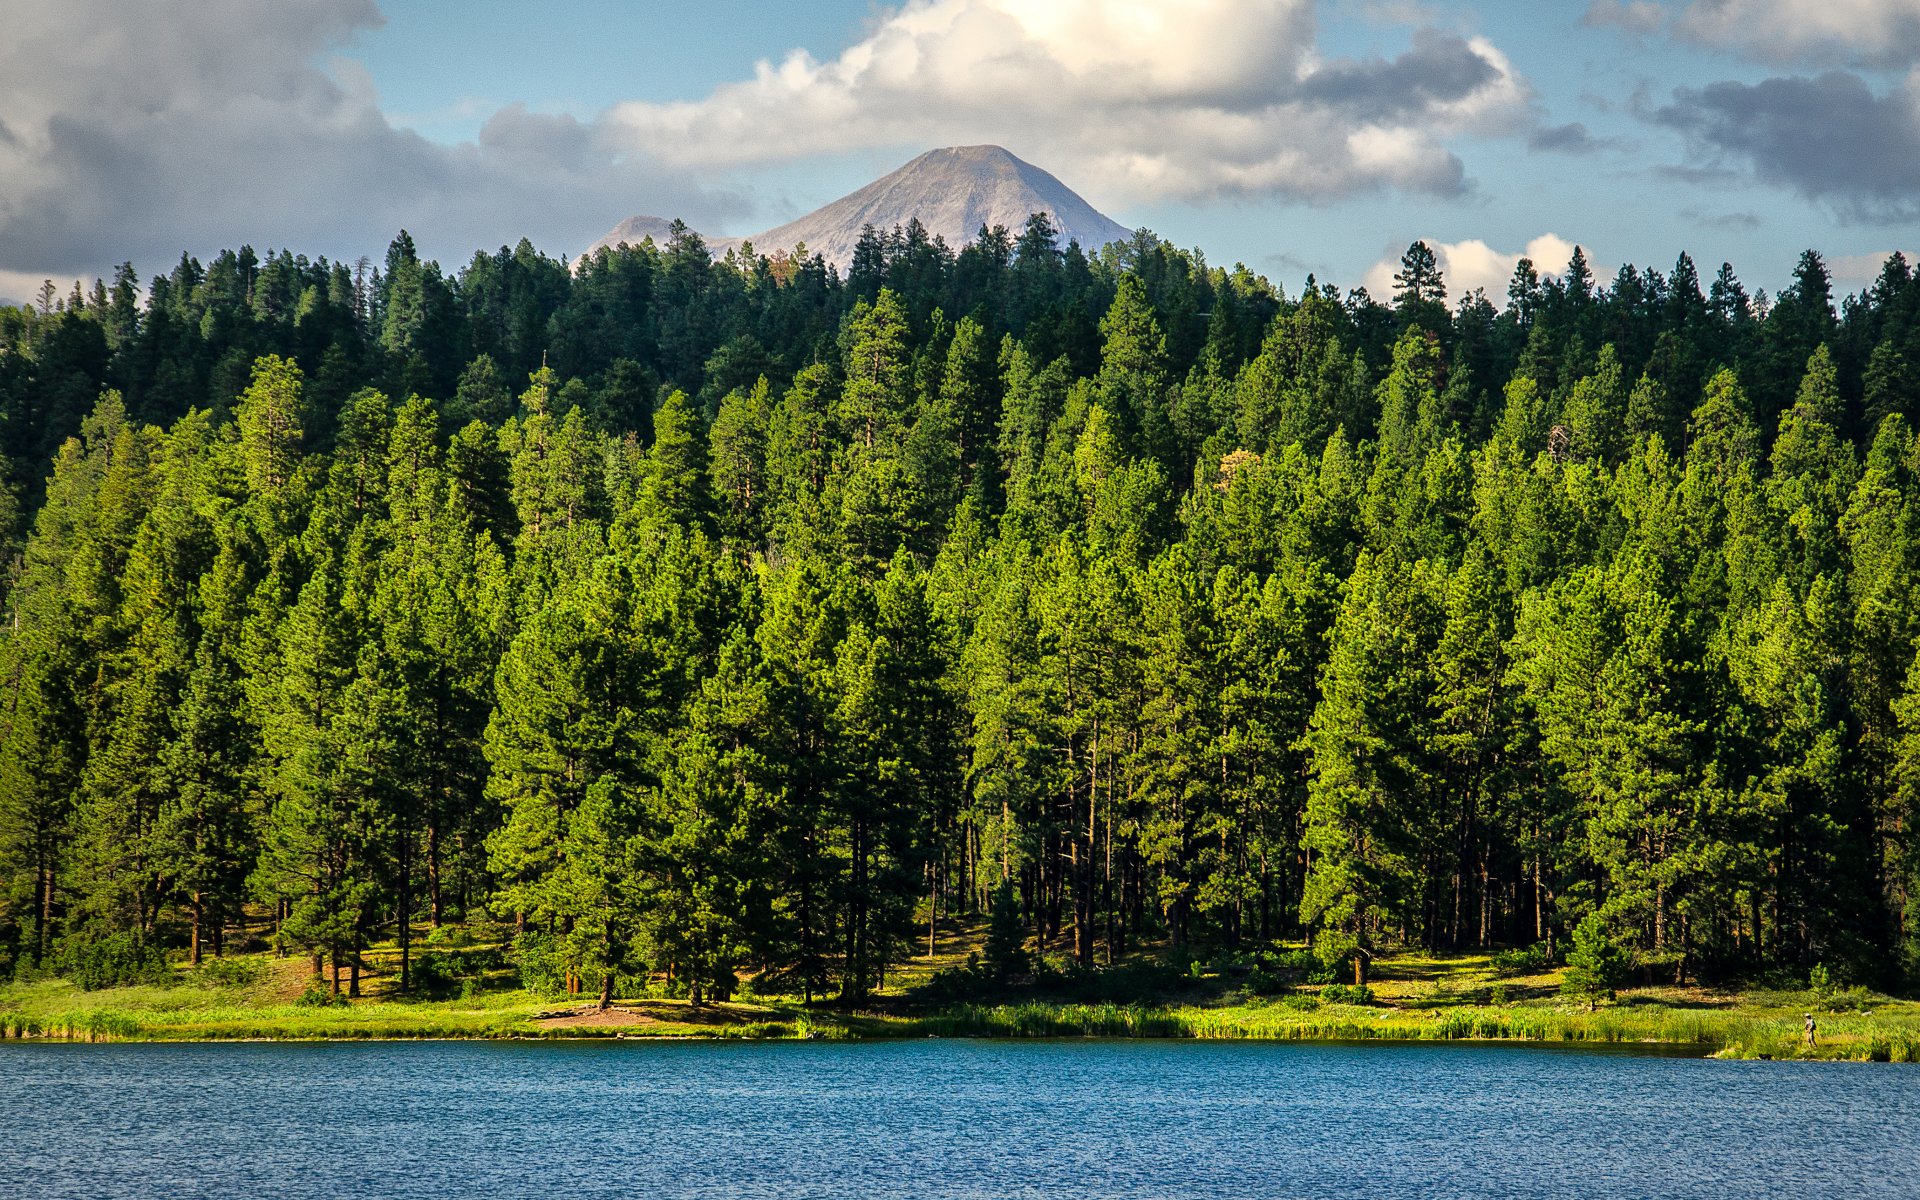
xmin=2 ymin=0 xmax=1916 ymax=302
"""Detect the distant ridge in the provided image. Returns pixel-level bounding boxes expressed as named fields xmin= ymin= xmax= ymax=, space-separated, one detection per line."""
xmin=589 ymin=145 xmax=1131 ymax=271
xmin=593 ymin=216 xmax=691 ymax=255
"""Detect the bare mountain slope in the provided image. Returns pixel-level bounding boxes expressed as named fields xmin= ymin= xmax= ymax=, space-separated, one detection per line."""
xmin=589 ymin=146 xmax=1130 ymax=271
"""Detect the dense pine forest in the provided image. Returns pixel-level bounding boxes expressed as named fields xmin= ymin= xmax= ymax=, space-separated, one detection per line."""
xmin=2 ymin=216 xmax=1918 ymax=1004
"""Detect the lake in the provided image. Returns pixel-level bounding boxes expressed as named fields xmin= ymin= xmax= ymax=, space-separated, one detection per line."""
xmin=3 ymin=1039 xmax=1916 ymax=1199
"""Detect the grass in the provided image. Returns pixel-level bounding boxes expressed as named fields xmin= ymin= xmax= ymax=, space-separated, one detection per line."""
xmin=0 ymin=954 xmax=813 ymax=1041
xmin=5 ymin=934 xmax=1918 ymax=1061
xmin=902 ymin=1000 xmax=1920 ymax=1061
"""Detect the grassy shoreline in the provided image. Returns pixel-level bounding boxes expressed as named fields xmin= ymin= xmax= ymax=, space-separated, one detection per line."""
xmin=6 ymin=939 xmax=1916 ymax=1060
xmin=5 ymin=976 xmax=1918 ymax=1061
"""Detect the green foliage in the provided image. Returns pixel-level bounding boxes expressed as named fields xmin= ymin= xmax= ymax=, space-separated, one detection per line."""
xmin=409 ymin=947 xmax=507 ymax=999
xmin=1244 ymin=967 xmax=1288 ymax=996
xmin=508 ymin=932 xmax=566 ymax=998
xmin=1561 ymin=916 xmax=1632 ymax=1010
xmin=56 ymin=932 xmax=172 ymax=991
xmin=981 ymin=881 xmax=1030 ymax=982
xmin=2 ymin=225 xmax=1918 ymax=1007
xmin=294 ymin=978 xmax=348 ymax=1008
xmin=191 ymin=956 xmax=264 ymax=990
xmin=1491 ymin=943 xmax=1555 ymax=975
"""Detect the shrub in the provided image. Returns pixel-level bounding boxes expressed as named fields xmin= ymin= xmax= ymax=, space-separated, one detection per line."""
xmin=1320 ymin=983 xmax=1374 ymax=1006
xmin=294 ymin=978 xmax=346 ymax=1007
xmin=410 ymin=952 xmax=459 ymax=998
xmin=410 ymin=947 xmax=508 ymax=998
xmin=1491 ymin=942 xmax=1553 ymax=975
xmin=56 ymin=931 xmax=173 ymax=991
xmin=1829 ymin=985 xmax=1874 ymax=1014
xmin=10 ymin=957 xmax=54 ymax=985
xmin=1263 ymin=949 xmax=1319 ymax=975
xmin=192 ymin=956 xmax=263 ymax=989
xmin=1244 ymin=967 xmax=1288 ymax=996
xmin=509 ymin=932 xmax=566 ymax=997
xmin=1312 ymin=930 xmax=1360 ymax=982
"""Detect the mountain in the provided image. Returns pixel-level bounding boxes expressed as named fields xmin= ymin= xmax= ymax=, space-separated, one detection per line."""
xmin=594 ymin=215 xmax=694 ymax=254
xmin=589 ymin=145 xmax=1131 ymax=271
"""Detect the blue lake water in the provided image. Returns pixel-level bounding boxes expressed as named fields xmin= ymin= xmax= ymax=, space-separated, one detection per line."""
xmin=3 ymin=1039 xmax=1917 ymax=1199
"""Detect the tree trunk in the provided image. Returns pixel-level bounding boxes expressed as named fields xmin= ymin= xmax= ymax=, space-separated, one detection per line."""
xmin=427 ymin=823 xmax=443 ymax=927
xmin=37 ymin=861 xmax=54 ymax=966
xmin=398 ymin=832 xmax=412 ymax=993
xmin=1001 ymin=799 xmax=1010 ymax=882
xmin=598 ymin=970 xmax=614 ymax=1011
xmin=190 ymin=892 xmax=204 ymax=967
xmin=1077 ymin=735 xmax=1096 ymax=966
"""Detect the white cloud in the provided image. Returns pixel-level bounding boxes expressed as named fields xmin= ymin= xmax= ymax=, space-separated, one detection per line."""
xmin=0 ymin=0 xmax=735 ymax=280
xmin=1829 ymin=250 xmax=1917 ymax=289
xmin=1586 ymin=0 xmax=1920 ymax=67
xmin=603 ymin=0 xmax=1530 ymax=205
xmin=1362 ymin=234 xmax=1583 ymax=306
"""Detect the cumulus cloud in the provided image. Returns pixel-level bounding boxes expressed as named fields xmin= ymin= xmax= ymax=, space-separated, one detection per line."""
xmin=0 ymin=0 xmax=735 ymax=280
xmin=602 ymin=0 xmax=1530 ymax=204
xmin=1653 ymin=71 xmax=1920 ymax=221
xmin=1586 ymin=0 xmax=1920 ymax=67
xmin=1362 ymin=234 xmax=1583 ymax=306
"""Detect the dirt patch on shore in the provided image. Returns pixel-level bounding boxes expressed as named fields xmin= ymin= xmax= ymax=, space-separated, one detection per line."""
xmin=534 ymin=1006 xmax=669 ymax=1030
xmin=533 ymin=1001 xmax=782 ymax=1030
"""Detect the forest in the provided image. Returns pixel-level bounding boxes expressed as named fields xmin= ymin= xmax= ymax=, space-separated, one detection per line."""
xmin=1 ymin=215 xmax=1917 ymax=1006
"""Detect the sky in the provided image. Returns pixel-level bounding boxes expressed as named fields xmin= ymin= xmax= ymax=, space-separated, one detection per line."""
xmin=2 ymin=0 xmax=1917 ymax=306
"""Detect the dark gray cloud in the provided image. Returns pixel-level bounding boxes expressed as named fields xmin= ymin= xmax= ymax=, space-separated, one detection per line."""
xmin=1528 ymin=122 xmax=1604 ymax=154
xmin=1653 ymin=72 xmax=1920 ymax=221
xmin=1299 ymin=30 xmax=1501 ymax=121
xmin=0 ymin=0 xmax=739 ymax=278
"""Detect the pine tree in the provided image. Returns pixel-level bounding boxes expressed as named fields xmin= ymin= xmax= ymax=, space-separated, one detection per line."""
xmin=1561 ymin=913 xmax=1630 ymax=1010
xmin=236 ymin=355 xmax=305 ymax=496
xmin=709 ymin=381 xmax=771 ymax=542
xmin=1300 ymin=552 xmax=1444 ymax=980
